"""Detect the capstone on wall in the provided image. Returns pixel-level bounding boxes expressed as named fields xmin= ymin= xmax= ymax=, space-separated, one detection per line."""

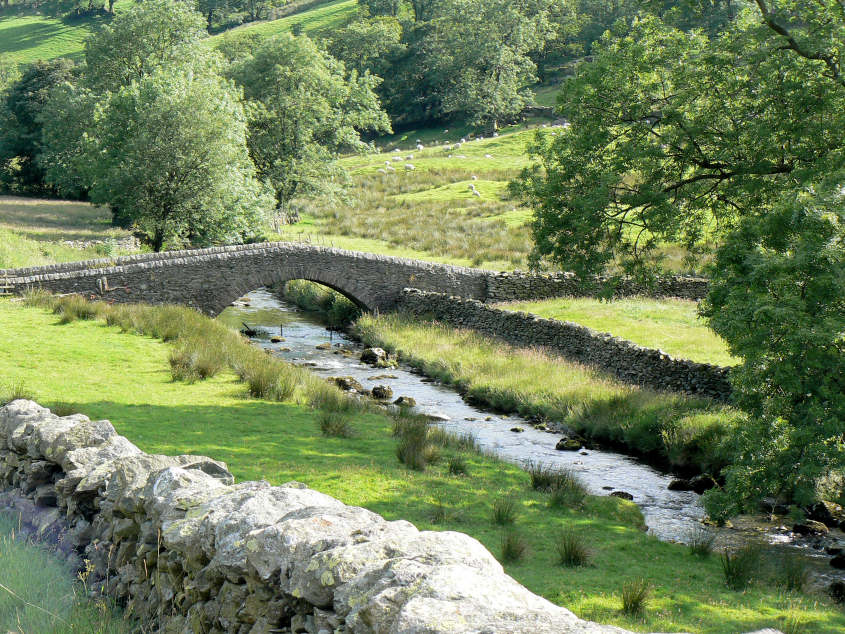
xmin=397 ymin=289 xmax=731 ymax=400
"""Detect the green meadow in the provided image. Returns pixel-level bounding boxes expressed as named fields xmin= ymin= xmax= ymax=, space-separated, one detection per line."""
xmin=0 ymin=298 xmax=841 ymax=633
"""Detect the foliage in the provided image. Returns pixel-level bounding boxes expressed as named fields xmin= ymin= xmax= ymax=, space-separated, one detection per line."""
xmin=491 ymin=496 xmax=518 ymax=525
xmin=555 ymin=527 xmax=591 ymax=566
xmin=0 ymin=58 xmax=75 ymax=191
xmin=516 ymin=1 xmax=845 ymax=509
xmin=701 ymin=179 xmax=845 ymax=512
xmin=79 ymin=64 xmax=270 ymax=250
xmin=621 ymin=577 xmax=651 ymax=615
xmin=82 ymin=0 xmax=207 ymax=93
xmin=230 ymin=32 xmax=391 ymax=218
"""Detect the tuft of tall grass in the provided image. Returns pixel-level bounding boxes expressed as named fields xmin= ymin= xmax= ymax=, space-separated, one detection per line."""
xmin=555 ymin=528 xmax=591 ymax=567
xmin=169 ymin=338 xmax=225 ymax=382
xmin=51 ymin=294 xmax=104 ymax=324
xmin=491 ymin=496 xmax=518 ymax=525
xmin=0 ymin=380 xmax=34 ymax=406
xmin=720 ymin=543 xmax=762 ymax=591
xmin=620 ymin=578 xmax=651 ymax=615
xmin=317 ymin=410 xmax=354 ymax=438
xmin=500 ymin=530 xmax=528 ymax=562
xmin=48 ymin=401 xmax=81 ymax=417
xmin=686 ymin=525 xmax=715 ymax=557
xmin=778 ymin=554 xmax=809 ymax=593
xmin=447 ymin=454 xmax=468 ymax=476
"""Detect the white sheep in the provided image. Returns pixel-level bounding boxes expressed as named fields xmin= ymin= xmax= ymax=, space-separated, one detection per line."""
xmin=405 ymin=163 xmax=415 ymax=171
xmin=454 ymin=142 xmax=462 ymax=149
xmin=392 ymin=156 xmax=403 ymax=162
xmin=406 ymin=154 xmax=414 ymax=160
xmin=472 ymin=190 xmax=481 ymax=197
xmin=493 ymin=132 xmax=499 ymax=137
xmin=484 ymin=154 xmax=493 ymax=159
xmin=377 ymin=168 xmax=387 ymax=174
xmin=468 ymin=184 xmax=476 ymax=191
xmin=384 ymin=160 xmax=391 ymax=166
xmin=416 ymin=143 xmax=424 ymax=151
xmin=471 ymin=175 xmax=478 ymax=180
xmin=448 ymin=154 xmax=453 ymax=158
xmin=460 ymin=137 xmax=466 ymax=143
xmin=415 ymin=138 xmax=421 ymax=143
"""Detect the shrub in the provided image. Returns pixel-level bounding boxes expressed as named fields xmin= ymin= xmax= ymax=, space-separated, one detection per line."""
xmin=621 ymin=578 xmax=651 ymax=615
xmin=169 ymin=338 xmax=225 ymax=382
xmin=318 ymin=411 xmax=353 ymax=438
xmin=527 ymin=460 xmax=574 ymax=492
xmin=447 ymin=454 xmax=468 ymax=476
xmin=720 ymin=543 xmax=761 ymax=591
xmin=491 ymin=496 xmax=518 ymax=525
xmin=686 ymin=525 xmax=715 ymax=557
xmin=500 ymin=530 xmax=527 ymax=562
xmin=243 ymin=357 xmax=298 ymax=401
xmin=555 ymin=528 xmax=591 ymax=567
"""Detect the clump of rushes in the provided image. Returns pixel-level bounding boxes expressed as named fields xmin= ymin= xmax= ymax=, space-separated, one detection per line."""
xmin=500 ymin=530 xmax=528 ymax=562
xmin=447 ymin=454 xmax=468 ymax=476
xmin=491 ymin=496 xmax=518 ymax=525
xmin=720 ymin=543 xmax=761 ymax=591
xmin=778 ymin=554 xmax=809 ymax=593
xmin=0 ymin=380 xmax=34 ymax=406
xmin=169 ymin=337 xmax=224 ymax=382
xmin=52 ymin=294 xmax=104 ymax=324
xmin=686 ymin=525 xmax=715 ymax=557
xmin=547 ymin=470 xmax=588 ymax=509
xmin=317 ymin=410 xmax=353 ymax=438
xmin=555 ymin=528 xmax=591 ymax=567
xmin=620 ymin=578 xmax=651 ymax=615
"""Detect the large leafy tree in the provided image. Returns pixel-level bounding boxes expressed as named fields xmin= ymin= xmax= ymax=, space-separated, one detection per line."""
xmin=231 ymin=33 xmax=391 ymax=222
xmin=81 ymin=65 xmax=271 ymax=251
xmin=515 ymin=2 xmax=845 ymax=510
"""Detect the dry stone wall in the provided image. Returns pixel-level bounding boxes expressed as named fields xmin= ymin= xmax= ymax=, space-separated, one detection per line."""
xmin=0 ymin=399 xmax=640 ymax=634
xmin=397 ymin=289 xmax=731 ymax=400
xmin=486 ymin=271 xmax=709 ymax=302
xmin=1 ymin=242 xmax=709 ymax=315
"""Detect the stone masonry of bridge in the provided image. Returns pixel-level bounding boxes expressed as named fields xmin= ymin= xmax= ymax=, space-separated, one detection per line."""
xmin=0 ymin=241 xmax=708 ymax=314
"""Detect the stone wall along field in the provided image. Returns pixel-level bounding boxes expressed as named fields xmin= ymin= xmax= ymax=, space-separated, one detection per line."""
xmin=0 ymin=400 xmax=641 ymax=634
xmin=397 ymin=289 xmax=731 ymax=400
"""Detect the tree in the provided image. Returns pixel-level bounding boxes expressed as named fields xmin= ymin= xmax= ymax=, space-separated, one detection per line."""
xmin=359 ymin=0 xmax=401 ymax=17
xmin=82 ymin=0 xmax=207 ymax=93
xmin=81 ymin=65 xmax=271 ymax=251
xmin=515 ymin=10 xmax=844 ymax=278
xmin=231 ymin=33 xmax=391 ymax=221
xmin=0 ymin=58 xmax=75 ymax=192
xmin=701 ymin=178 xmax=845 ymax=515
xmin=514 ymin=3 xmax=845 ymax=509
xmin=327 ymin=17 xmax=405 ymax=78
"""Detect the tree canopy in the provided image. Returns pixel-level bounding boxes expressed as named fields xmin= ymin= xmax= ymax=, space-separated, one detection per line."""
xmin=514 ymin=1 xmax=845 ymax=511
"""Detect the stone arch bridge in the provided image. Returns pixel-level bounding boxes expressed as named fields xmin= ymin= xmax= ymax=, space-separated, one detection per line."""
xmin=1 ymin=242 xmax=492 ymax=314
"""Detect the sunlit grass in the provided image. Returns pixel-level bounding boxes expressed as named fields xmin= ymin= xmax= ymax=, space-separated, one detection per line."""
xmin=501 ymin=296 xmax=739 ymax=366
xmin=0 ymin=513 xmax=132 ymax=632
xmin=0 ymin=299 xmax=841 ymax=632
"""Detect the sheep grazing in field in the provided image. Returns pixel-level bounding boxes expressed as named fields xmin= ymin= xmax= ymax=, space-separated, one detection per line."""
xmin=406 ymin=154 xmax=414 ymax=160
xmin=454 ymin=142 xmax=462 ymax=149
xmin=405 ymin=163 xmax=415 ymax=171
xmin=392 ymin=156 xmax=403 ymax=162
xmin=471 ymin=175 xmax=478 ymax=180
xmin=468 ymin=184 xmax=476 ymax=191
xmin=460 ymin=137 xmax=466 ymax=143
xmin=493 ymin=132 xmax=499 ymax=137
xmin=377 ymin=168 xmax=387 ymax=174
xmin=385 ymin=165 xmax=395 ymax=172
xmin=448 ymin=154 xmax=453 ymax=158
xmin=484 ymin=154 xmax=493 ymax=159
xmin=472 ymin=190 xmax=481 ymax=197
xmin=385 ymin=160 xmax=391 ymax=166
xmin=416 ymin=143 xmax=424 ymax=151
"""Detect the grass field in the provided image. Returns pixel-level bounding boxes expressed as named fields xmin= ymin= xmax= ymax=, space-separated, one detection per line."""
xmin=0 ymin=298 xmax=840 ymax=633
xmin=210 ymin=0 xmax=356 ymax=45
xmin=0 ymin=513 xmax=132 ymax=632
xmin=0 ymin=196 xmax=139 ymax=269
xmin=501 ymin=297 xmax=739 ymax=367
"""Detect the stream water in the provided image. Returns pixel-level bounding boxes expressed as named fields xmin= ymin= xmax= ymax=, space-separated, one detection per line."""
xmin=218 ymin=289 xmax=844 ymax=590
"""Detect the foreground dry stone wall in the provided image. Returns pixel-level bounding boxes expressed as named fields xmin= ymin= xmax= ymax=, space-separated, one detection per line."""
xmin=397 ymin=289 xmax=731 ymax=400
xmin=1 ymin=400 xmax=641 ymax=634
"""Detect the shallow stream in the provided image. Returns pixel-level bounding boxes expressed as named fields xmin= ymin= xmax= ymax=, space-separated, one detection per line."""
xmin=219 ymin=289 xmax=844 ymax=589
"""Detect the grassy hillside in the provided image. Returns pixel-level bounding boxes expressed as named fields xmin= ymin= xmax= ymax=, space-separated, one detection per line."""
xmin=0 ymin=196 xmax=139 ymax=269
xmin=210 ymin=0 xmax=356 ymax=45
xmin=501 ymin=297 xmax=739 ymax=367
xmin=1 ymin=297 xmax=841 ymax=633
